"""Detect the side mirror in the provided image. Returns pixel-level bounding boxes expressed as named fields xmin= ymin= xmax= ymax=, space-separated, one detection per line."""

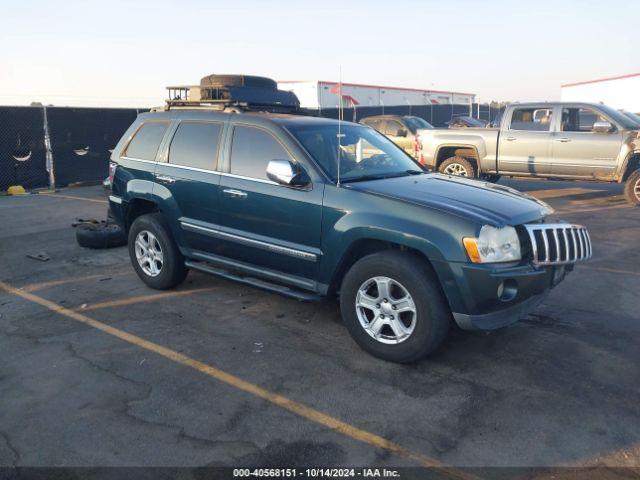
xmin=396 ymin=129 xmax=408 ymax=137
xmin=592 ymin=121 xmax=613 ymax=133
xmin=266 ymin=159 xmax=310 ymax=187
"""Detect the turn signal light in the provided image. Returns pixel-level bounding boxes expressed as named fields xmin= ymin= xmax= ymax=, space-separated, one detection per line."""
xmin=463 ymin=237 xmax=481 ymax=263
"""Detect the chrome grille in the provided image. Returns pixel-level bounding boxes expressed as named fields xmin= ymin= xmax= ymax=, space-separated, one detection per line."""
xmin=524 ymin=223 xmax=592 ymax=266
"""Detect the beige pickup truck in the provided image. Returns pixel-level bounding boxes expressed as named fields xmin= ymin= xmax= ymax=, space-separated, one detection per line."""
xmin=418 ymin=102 xmax=640 ymax=205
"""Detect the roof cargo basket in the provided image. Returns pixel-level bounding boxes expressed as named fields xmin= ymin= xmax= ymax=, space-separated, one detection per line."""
xmin=165 ymin=74 xmax=301 ymax=113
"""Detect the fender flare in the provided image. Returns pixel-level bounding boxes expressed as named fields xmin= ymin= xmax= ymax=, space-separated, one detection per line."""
xmin=434 ymin=143 xmax=484 ymax=173
xmin=618 ymin=150 xmax=640 ymax=182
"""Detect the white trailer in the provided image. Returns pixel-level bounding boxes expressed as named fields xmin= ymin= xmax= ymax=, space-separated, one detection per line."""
xmin=561 ymin=73 xmax=640 ymax=113
xmin=278 ymin=80 xmax=475 ymax=110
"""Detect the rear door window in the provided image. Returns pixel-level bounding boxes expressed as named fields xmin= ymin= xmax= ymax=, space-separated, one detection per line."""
xmin=509 ymin=108 xmax=552 ymax=132
xmin=125 ymin=122 xmax=169 ymax=160
xmin=383 ymin=120 xmax=404 ymax=136
xmin=168 ymin=121 xmax=222 ymax=170
xmin=230 ymin=126 xmax=292 ymax=180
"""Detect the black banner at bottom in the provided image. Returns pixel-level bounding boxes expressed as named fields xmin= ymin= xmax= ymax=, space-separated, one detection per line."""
xmin=0 ymin=467 xmax=638 ymax=480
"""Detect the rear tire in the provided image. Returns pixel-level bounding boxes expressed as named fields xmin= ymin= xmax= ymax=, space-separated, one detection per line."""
xmin=339 ymin=251 xmax=450 ymax=363
xmin=624 ymin=169 xmax=640 ymax=205
xmin=438 ymin=156 xmax=477 ymax=177
xmin=128 ymin=213 xmax=188 ymax=290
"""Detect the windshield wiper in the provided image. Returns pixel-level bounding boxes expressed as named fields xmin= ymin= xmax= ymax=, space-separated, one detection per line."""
xmin=341 ymin=170 xmax=423 ymax=183
xmin=341 ymin=174 xmax=391 ymax=183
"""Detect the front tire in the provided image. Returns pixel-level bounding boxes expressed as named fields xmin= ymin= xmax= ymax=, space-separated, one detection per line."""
xmin=339 ymin=251 xmax=450 ymax=363
xmin=438 ymin=156 xmax=477 ymax=177
xmin=128 ymin=213 xmax=188 ymax=290
xmin=624 ymin=169 xmax=640 ymax=206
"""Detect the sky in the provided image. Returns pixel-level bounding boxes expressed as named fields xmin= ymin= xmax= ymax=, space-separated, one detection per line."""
xmin=1 ymin=0 xmax=638 ymax=107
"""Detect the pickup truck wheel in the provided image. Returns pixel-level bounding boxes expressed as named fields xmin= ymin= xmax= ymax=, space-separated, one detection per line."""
xmin=128 ymin=213 xmax=188 ymax=290
xmin=624 ymin=169 xmax=640 ymax=205
xmin=439 ymin=156 xmax=477 ymax=177
xmin=339 ymin=251 xmax=450 ymax=363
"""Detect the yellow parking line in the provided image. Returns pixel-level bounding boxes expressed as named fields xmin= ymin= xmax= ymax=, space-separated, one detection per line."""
xmin=0 ymin=279 xmax=474 ymax=480
xmin=38 ymin=192 xmax=108 ymax=205
xmin=525 ymin=187 xmax=603 ymax=199
xmin=22 ymin=272 xmax=130 ymax=293
xmin=556 ymin=204 xmax=634 ymax=214
xmin=75 ymin=287 xmax=216 ymax=312
xmin=582 ymin=265 xmax=640 ymax=277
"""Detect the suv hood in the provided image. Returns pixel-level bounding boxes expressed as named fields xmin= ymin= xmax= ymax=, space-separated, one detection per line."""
xmin=347 ymin=173 xmax=553 ymax=227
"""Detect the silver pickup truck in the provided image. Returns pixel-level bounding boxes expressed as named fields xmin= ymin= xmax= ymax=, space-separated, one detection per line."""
xmin=418 ymin=102 xmax=640 ymax=205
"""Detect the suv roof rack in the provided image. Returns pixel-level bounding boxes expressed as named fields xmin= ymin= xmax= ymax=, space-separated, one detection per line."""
xmin=163 ymin=74 xmax=302 ymax=114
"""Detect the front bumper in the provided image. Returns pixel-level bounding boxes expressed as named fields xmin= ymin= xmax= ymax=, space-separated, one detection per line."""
xmin=453 ymin=292 xmax=548 ymax=330
xmin=432 ymin=259 xmax=570 ymax=331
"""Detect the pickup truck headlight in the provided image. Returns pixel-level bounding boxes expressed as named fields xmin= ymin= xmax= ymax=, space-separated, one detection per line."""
xmin=463 ymin=225 xmax=521 ymax=263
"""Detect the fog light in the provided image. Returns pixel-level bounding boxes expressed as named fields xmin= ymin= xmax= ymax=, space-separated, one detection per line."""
xmin=498 ymin=279 xmax=518 ymax=302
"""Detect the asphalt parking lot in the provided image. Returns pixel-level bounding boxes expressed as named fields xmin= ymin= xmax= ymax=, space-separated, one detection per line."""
xmin=1 ymin=178 xmax=639 ymax=476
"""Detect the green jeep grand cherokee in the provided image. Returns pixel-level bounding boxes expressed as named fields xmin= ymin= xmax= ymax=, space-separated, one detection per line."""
xmin=109 ymin=108 xmax=592 ymax=363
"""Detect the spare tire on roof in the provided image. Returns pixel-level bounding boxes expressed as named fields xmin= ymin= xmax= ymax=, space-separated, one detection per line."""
xmin=200 ymin=74 xmax=277 ymax=90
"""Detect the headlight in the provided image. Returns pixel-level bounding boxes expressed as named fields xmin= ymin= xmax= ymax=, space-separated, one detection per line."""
xmin=463 ymin=225 xmax=521 ymax=263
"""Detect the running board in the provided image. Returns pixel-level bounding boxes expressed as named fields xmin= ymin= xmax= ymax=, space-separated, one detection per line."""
xmin=185 ymin=260 xmax=321 ymax=302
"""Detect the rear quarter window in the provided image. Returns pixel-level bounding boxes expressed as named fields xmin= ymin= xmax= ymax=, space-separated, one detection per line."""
xmin=125 ymin=122 xmax=169 ymax=160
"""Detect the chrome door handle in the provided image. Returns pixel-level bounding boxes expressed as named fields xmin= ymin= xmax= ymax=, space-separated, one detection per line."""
xmin=505 ymin=136 xmax=517 ymax=141
xmin=555 ymin=137 xmax=571 ymax=142
xmin=223 ymin=188 xmax=247 ymax=199
xmin=156 ymin=174 xmax=175 ymax=184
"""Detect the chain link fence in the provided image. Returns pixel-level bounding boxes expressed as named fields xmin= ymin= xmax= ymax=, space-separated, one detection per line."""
xmin=0 ymin=106 xmax=141 ymax=192
xmin=1 ymin=103 xmax=498 ymax=192
xmin=317 ymin=103 xmax=476 ymax=126
xmin=0 ymin=106 xmax=48 ymax=191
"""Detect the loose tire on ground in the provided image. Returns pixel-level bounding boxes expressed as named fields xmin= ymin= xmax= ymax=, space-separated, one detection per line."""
xmin=339 ymin=251 xmax=451 ymax=363
xmin=624 ymin=169 xmax=640 ymax=205
xmin=76 ymin=223 xmax=127 ymax=249
xmin=438 ymin=156 xmax=477 ymax=177
xmin=128 ymin=213 xmax=188 ymax=290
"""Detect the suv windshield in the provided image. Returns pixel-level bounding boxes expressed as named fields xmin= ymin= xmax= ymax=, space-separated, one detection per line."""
xmin=620 ymin=110 xmax=640 ymax=127
xmin=403 ymin=116 xmax=433 ymax=131
xmin=287 ymin=123 xmax=422 ymax=183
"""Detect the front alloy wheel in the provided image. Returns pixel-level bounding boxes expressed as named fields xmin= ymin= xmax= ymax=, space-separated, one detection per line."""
xmin=339 ymin=251 xmax=450 ymax=363
xmin=356 ymin=276 xmax=417 ymax=344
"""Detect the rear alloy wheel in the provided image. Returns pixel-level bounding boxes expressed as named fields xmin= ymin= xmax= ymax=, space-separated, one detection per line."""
xmin=135 ymin=230 xmax=164 ymax=277
xmin=624 ymin=169 xmax=640 ymax=206
xmin=128 ymin=213 xmax=188 ymax=289
xmin=340 ymin=251 xmax=450 ymax=363
xmin=438 ymin=156 xmax=477 ymax=177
